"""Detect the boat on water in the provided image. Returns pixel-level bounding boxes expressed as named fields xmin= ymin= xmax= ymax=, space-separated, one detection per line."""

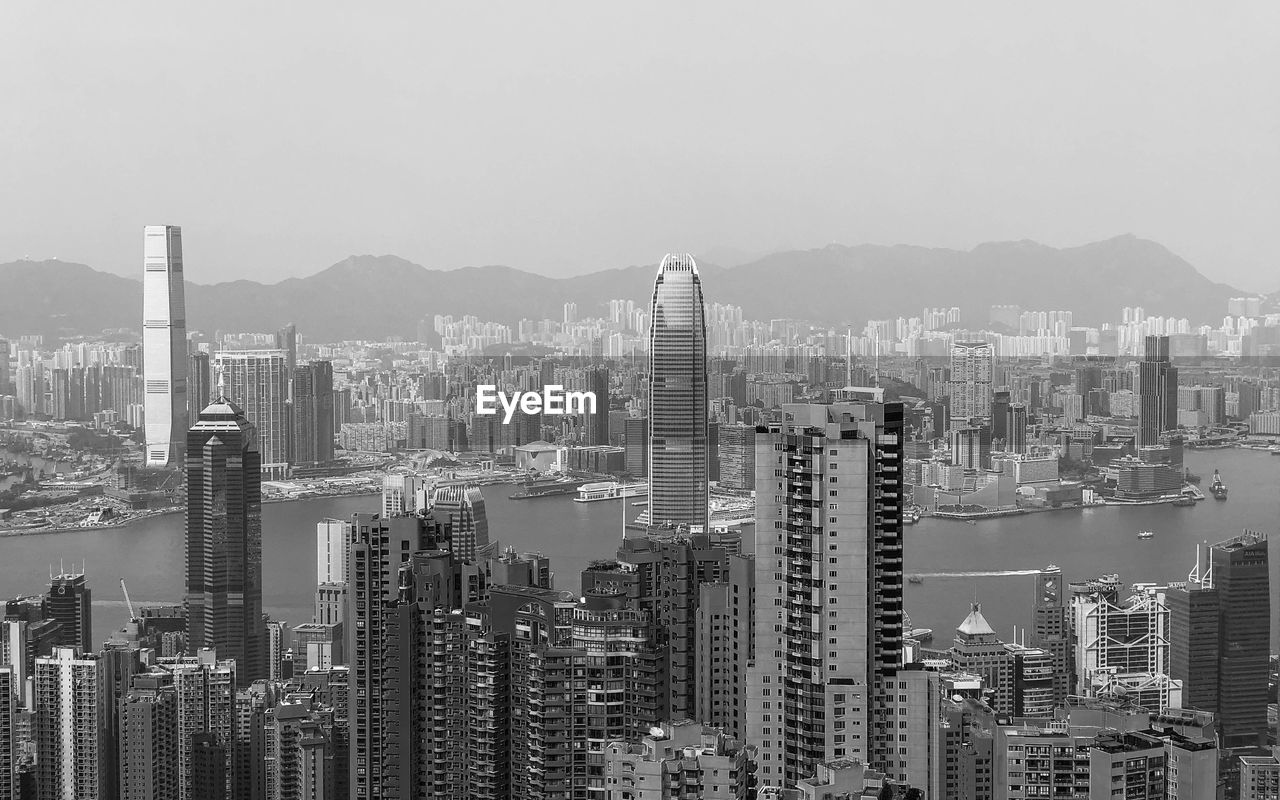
xmin=1172 ymin=496 xmax=1195 ymax=507
xmin=1138 ymin=530 xmax=1155 ymax=540
xmin=907 ymin=575 xmax=925 ymax=584
xmin=574 ymin=481 xmax=649 ymax=503
xmin=906 ymin=628 xmax=933 ymax=644
xmin=1209 ymin=470 xmax=1228 ymax=501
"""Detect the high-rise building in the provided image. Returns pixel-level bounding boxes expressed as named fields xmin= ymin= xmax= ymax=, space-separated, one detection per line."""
xmin=585 ymin=365 xmax=610 ymax=445
xmin=119 ymin=672 xmax=180 ymax=800
xmin=694 ymin=553 xmax=754 ymax=739
xmin=430 ymin=482 xmax=491 ymax=560
xmin=290 ymin=361 xmax=334 ymax=465
xmin=265 ymin=701 xmax=334 ymax=800
xmin=213 ymin=350 xmax=290 ymax=471
xmin=949 ymin=342 xmax=993 ymax=421
xmin=0 ymin=666 xmax=14 ymax=800
xmin=143 ymin=225 xmax=189 ymax=466
xmin=345 ymin=513 xmax=451 ymax=800
xmin=647 ymin=254 xmax=709 ymax=530
xmin=274 ymin=324 xmax=298 ymax=373
xmin=189 ymin=353 xmax=212 ymax=424
xmin=314 ymin=519 xmax=349 ymax=626
xmin=1137 ymin=334 xmax=1178 ymax=448
xmin=46 ymin=570 xmax=92 ymax=653
xmin=1030 ymin=566 xmax=1072 ymax=706
xmin=1072 ymin=578 xmax=1179 ymax=711
xmin=1169 ymin=532 xmax=1271 ymax=749
xmin=950 ymin=604 xmax=1013 ymax=713
xmin=582 ymin=529 xmax=737 ymax=722
xmin=159 ymin=651 xmax=237 ymax=800
xmin=624 ymin=416 xmax=648 ymax=477
xmin=716 ymin=423 xmax=756 ymax=491
xmin=35 ymin=647 xmax=108 ymax=799
xmin=185 ymin=399 xmax=265 ymax=685
xmin=748 ymin=401 xmax=905 ymax=787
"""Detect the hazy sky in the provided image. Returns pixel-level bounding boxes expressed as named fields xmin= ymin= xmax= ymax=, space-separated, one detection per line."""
xmin=3 ymin=3 xmax=1277 ymax=290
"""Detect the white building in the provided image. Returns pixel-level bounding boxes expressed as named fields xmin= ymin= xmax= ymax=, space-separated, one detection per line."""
xmin=142 ymin=225 xmax=189 ymax=466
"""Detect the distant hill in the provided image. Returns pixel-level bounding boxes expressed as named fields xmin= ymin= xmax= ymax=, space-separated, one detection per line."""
xmin=0 ymin=235 xmax=1245 ymax=342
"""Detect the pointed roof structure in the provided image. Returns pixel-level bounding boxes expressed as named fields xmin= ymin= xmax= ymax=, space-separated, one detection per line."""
xmin=957 ymin=602 xmax=996 ymax=637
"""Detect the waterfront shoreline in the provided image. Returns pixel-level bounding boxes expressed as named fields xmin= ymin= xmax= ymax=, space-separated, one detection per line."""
xmin=0 ymin=489 xmax=381 ymax=537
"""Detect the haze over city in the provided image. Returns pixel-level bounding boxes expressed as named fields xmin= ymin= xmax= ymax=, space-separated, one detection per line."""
xmin=2 ymin=2 xmax=1279 ymax=289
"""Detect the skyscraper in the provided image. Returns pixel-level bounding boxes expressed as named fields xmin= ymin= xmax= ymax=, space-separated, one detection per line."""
xmin=949 ymin=341 xmax=994 ymax=421
xmin=185 ymin=399 xmax=265 ymax=685
xmin=430 ymin=482 xmax=491 ymax=560
xmin=1030 ymin=566 xmax=1072 ymax=706
xmin=647 ymin=253 xmax=709 ymax=530
xmin=143 ymin=225 xmax=189 ymax=466
xmin=585 ymin=365 xmax=609 ymax=445
xmin=1137 ymin=334 xmax=1178 ymax=448
xmin=46 ymin=569 xmax=92 ymax=653
xmin=0 ymin=666 xmax=14 ymax=800
xmin=119 ymin=672 xmax=180 ymax=800
xmin=748 ymin=401 xmax=905 ymax=786
xmin=1169 ymin=532 xmax=1270 ymax=749
xmin=189 ymin=352 xmax=211 ymax=422
xmin=213 ymin=350 xmax=290 ymax=472
xmin=274 ymin=324 xmax=298 ymax=373
xmin=290 ymin=361 xmax=335 ymax=465
xmin=35 ymin=647 xmax=108 ymax=799
xmin=314 ymin=518 xmax=349 ymax=626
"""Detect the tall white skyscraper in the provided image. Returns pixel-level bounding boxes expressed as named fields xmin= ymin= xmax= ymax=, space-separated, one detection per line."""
xmin=143 ymin=225 xmax=189 ymax=466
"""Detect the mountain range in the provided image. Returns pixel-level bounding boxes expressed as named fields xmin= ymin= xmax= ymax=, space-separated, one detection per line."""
xmin=0 ymin=235 xmax=1251 ymax=343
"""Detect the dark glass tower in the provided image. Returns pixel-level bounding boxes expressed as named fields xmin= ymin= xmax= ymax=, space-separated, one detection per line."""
xmin=46 ymin=571 xmax=92 ymax=653
xmin=646 ymin=253 xmax=708 ymax=530
xmin=1137 ymin=335 xmax=1177 ymax=448
xmin=290 ymin=360 xmax=335 ymax=465
xmin=185 ymin=398 xmax=264 ymax=685
xmin=1169 ymin=531 xmax=1270 ymax=750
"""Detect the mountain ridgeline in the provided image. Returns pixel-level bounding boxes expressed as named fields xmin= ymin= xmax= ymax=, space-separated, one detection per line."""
xmin=0 ymin=235 xmax=1247 ymax=342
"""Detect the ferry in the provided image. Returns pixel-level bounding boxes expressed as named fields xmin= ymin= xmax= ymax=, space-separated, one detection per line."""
xmin=1209 ymin=470 xmax=1228 ymax=501
xmin=907 ymin=574 xmax=925 ymax=584
xmin=1137 ymin=530 xmax=1154 ymax=540
xmin=574 ymin=482 xmax=649 ymax=503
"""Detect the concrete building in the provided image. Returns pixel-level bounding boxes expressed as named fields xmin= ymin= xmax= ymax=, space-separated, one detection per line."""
xmin=119 ymin=672 xmax=179 ymax=800
xmin=950 ymin=604 xmax=1013 ymax=714
xmin=716 ymin=423 xmax=756 ymax=491
xmin=45 ymin=570 xmax=92 ymax=654
xmin=35 ymin=647 xmax=107 ymax=799
xmin=314 ymin=518 xmax=349 ymax=626
xmin=694 ymin=554 xmax=754 ymax=739
xmin=748 ymin=401 xmax=905 ymax=787
xmin=601 ymin=721 xmax=755 ymax=800
xmin=950 ymin=342 xmax=994 ymax=421
xmin=213 ymin=350 xmax=290 ymax=472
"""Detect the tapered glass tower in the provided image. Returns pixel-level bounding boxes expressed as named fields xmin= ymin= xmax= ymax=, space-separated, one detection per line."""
xmin=646 ymin=253 xmax=708 ymax=530
xmin=143 ymin=225 xmax=189 ymax=466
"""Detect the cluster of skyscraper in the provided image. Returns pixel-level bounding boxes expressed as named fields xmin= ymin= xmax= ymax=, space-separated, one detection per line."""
xmin=2 ymin=245 xmax=1279 ymax=800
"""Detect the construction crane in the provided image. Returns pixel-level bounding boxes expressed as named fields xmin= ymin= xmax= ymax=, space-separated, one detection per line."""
xmin=120 ymin=578 xmax=138 ymax=623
